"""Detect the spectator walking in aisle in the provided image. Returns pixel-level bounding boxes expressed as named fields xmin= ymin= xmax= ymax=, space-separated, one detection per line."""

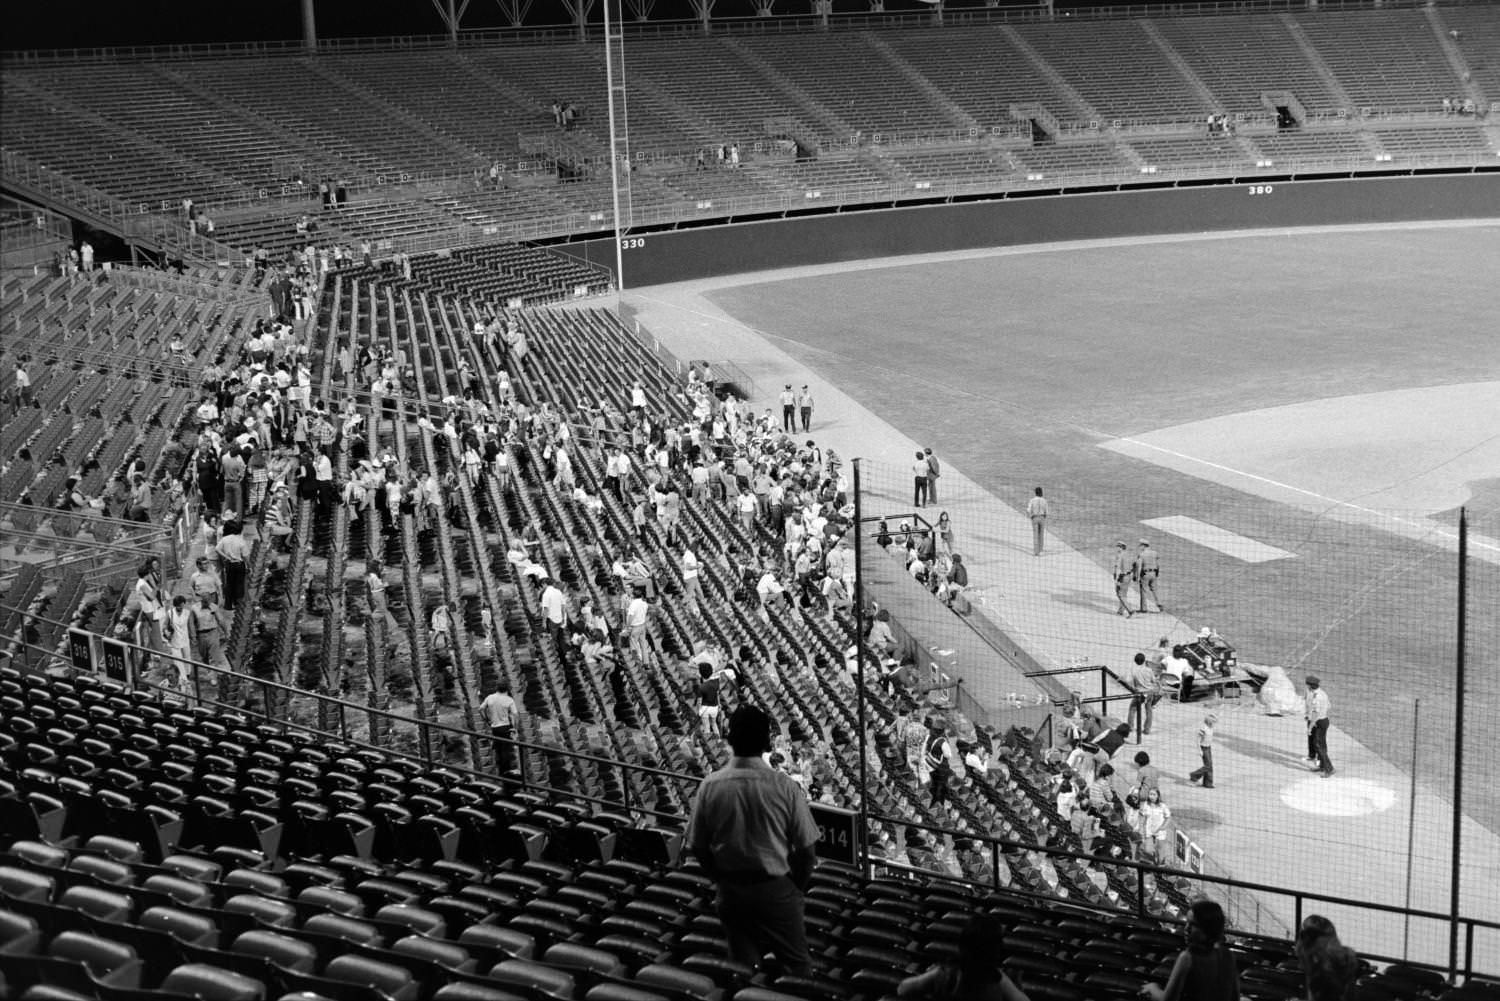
xmin=1304 ymin=676 xmax=1334 ymax=777
xmin=191 ymin=595 xmax=226 ymax=670
xmin=1141 ymin=899 xmax=1240 ymax=1001
xmin=481 ymin=679 xmax=519 ymax=775
xmin=1128 ymin=652 xmax=1162 ymax=734
xmin=779 ymin=385 xmax=796 ymax=433
xmin=924 ymin=448 xmax=941 ymax=504
xmin=215 ymin=521 xmax=248 ymax=611
xmin=1188 ymin=713 xmax=1217 ymax=789
xmin=163 ymin=595 xmax=193 ymax=694
xmin=797 ymin=385 xmax=814 ymax=432
xmin=1112 ymin=542 xmax=1136 ymax=617
xmin=11 ymin=360 xmax=30 ymax=413
xmin=190 ymin=556 xmax=221 ymax=607
xmin=897 ymin=912 xmax=1032 ymax=1001
xmin=1136 ymin=538 xmax=1162 ymax=613
xmin=540 ymin=576 xmax=567 ymax=657
xmin=1134 ymin=786 xmax=1172 ymax=865
xmin=912 ymin=451 xmax=930 ymax=508
xmin=686 ymin=705 xmax=819 ymax=976
xmin=1026 ymin=487 xmax=1048 ymax=555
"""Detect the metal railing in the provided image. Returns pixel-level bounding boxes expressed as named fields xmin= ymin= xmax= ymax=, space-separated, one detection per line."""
xmin=3 ymin=612 xmax=1496 ymax=980
xmin=3 ymin=0 xmax=1492 ymax=63
xmin=866 ymin=811 xmax=1499 ymax=981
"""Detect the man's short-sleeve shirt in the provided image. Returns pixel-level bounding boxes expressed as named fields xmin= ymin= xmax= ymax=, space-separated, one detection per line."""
xmin=687 ymin=759 xmax=818 ymax=877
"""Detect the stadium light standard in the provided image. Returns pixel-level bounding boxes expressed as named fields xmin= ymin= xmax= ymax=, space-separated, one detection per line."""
xmin=602 ymin=0 xmax=627 ymax=291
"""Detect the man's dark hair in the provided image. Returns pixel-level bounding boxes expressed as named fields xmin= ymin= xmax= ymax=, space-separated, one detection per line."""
xmin=1134 ymin=652 xmax=1146 ymax=665
xmin=727 ymin=705 xmax=772 ymax=756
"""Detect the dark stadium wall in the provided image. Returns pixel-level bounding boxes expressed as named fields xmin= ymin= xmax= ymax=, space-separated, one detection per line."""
xmin=566 ymin=173 xmax=1500 ymax=288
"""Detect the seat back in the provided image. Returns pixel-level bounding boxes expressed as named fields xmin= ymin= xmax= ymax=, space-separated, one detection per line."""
xmin=161 ymin=962 xmax=268 ymax=1001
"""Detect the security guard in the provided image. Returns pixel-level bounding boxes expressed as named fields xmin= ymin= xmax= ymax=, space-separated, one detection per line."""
xmin=1136 ymin=539 xmax=1162 ymax=613
xmin=1112 ymin=541 xmax=1134 ymax=617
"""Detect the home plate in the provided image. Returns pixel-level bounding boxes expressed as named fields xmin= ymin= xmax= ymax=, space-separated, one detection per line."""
xmin=1281 ymin=777 xmax=1396 ymax=817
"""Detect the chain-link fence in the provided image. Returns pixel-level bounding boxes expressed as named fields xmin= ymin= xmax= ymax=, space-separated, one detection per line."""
xmin=852 ymin=454 xmax=1498 ymax=973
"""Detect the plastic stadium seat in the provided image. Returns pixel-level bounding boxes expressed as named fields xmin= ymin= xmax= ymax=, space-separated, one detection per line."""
xmin=0 ymin=865 xmax=56 ymax=901
xmin=634 ymin=965 xmax=724 ymax=1001
xmin=7 ymin=841 xmax=70 ymax=869
xmin=143 ymin=874 xmax=215 ymax=908
xmin=374 ymin=903 xmax=446 ymax=938
xmin=58 ymin=885 xmax=134 ymax=923
xmin=160 ymin=963 xmax=268 ymax=1000
xmin=49 ymin=930 xmax=145 ymax=986
xmin=544 ymin=942 xmax=628 ymax=980
xmin=324 ymin=954 xmax=420 ymax=1000
xmin=69 ymin=854 xmax=135 ymax=886
xmin=584 ymin=987 xmax=669 ymax=1001
xmin=231 ymin=930 xmax=319 ymax=974
xmin=433 ymin=984 xmax=530 ymax=1001
xmin=488 ymin=958 xmax=579 ymax=1001
xmin=729 ymin=991 xmax=805 ymax=1001
xmin=298 ymin=885 xmax=366 ymax=917
xmin=0 ymin=910 xmax=43 ymax=954
xmin=223 ymin=893 xmax=298 ymax=928
xmin=83 ymin=835 xmax=144 ymax=865
xmin=140 ymin=905 xmax=220 ymax=947
xmin=224 ymin=869 xmax=291 ymax=898
xmin=677 ymin=956 xmax=756 ymax=989
xmin=302 ymin=912 xmax=383 ymax=946
xmin=391 ymin=934 xmax=477 ymax=973
xmin=459 ymin=923 xmax=537 ymax=961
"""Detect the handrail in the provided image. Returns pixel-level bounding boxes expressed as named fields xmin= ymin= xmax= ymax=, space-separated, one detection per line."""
xmin=869 ymin=809 xmax=1500 ymax=979
xmin=0 ymin=602 xmax=704 ymax=824
xmin=3 ymin=0 xmax=1491 ymax=63
xmin=4 ymin=606 xmax=1498 ymax=978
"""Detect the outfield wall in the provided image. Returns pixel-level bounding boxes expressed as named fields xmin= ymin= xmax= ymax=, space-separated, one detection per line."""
xmin=566 ymin=172 xmax=1500 ymax=286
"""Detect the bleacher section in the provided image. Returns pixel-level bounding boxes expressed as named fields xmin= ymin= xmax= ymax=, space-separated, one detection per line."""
xmin=1152 ymin=15 xmax=1343 ymax=118
xmin=3 ymin=645 xmax=1493 ymax=1000
xmin=4 ymin=6 xmax=1496 ymax=261
xmin=1296 ymin=9 xmax=1465 ymax=114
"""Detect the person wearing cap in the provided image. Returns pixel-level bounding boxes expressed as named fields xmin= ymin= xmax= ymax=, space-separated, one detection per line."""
xmin=1112 ymin=542 xmax=1135 ymax=617
xmin=779 ymin=384 xmax=796 ymax=433
xmin=1188 ymin=713 xmax=1218 ymax=788
xmin=686 ymin=705 xmax=818 ymax=975
xmin=797 ymin=385 xmax=814 ymax=433
xmin=1135 ymin=538 xmax=1162 ymax=613
xmin=1304 ymin=676 xmax=1334 ymax=777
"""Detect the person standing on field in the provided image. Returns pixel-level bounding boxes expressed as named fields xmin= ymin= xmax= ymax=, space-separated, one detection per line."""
xmin=1026 ymin=487 xmax=1048 ymax=556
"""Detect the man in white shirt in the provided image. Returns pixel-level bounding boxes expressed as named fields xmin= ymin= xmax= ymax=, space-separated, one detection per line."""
xmin=540 ymin=578 xmax=566 ymax=656
xmin=625 ymin=589 xmax=652 ymax=665
xmin=1304 ymin=676 xmax=1334 ymax=777
xmin=1025 ymin=486 xmax=1049 ymax=556
xmin=479 ymin=681 xmax=519 ymax=775
xmin=681 ymin=548 xmax=704 ymax=614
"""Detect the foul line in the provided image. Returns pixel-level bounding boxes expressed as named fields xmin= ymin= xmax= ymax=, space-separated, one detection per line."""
xmin=1108 ymin=436 xmax=1499 ymax=554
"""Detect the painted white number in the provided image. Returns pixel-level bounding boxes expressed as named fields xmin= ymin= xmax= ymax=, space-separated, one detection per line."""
xmin=621 ymin=237 xmax=646 ymax=250
xmin=1248 ymin=185 xmax=1275 ymax=196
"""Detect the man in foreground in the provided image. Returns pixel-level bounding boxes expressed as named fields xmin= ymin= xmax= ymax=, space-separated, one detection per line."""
xmin=686 ymin=705 xmax=819 ymax=975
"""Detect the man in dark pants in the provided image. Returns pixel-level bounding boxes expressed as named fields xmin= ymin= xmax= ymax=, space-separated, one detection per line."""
xmin=480 ymin=680 xmax=518 ymax=775
xmin=686 ymin=706 xmax=818 ymax=975
xmin=1188 ymin=713 xmax=1217 ymax=788
xmin=1305 ymin=675 xmax=1334 ymax=777
xmin=1112 ymin=541 xmax=1135 ymax=617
